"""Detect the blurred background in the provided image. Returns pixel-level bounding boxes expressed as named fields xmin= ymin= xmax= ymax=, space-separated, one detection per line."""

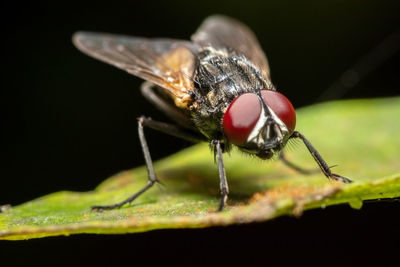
xmin=1 ymin=0 xmax=399 ymax=265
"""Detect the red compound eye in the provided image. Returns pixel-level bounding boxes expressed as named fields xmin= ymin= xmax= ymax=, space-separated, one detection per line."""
xmin=223 ymin=93 xmax=262 ymax=145
xmin=260 ymin=89 xmax=296 ymax=132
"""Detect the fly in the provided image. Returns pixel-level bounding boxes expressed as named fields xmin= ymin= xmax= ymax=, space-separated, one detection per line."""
xmin=73 ymin=15 xmax=352 ymax=212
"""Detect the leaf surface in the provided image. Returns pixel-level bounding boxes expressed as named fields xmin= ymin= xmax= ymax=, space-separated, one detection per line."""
xmin=1 ymin=97 xmax=399 ymax=240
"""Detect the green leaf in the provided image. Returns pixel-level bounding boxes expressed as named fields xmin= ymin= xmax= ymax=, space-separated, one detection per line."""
xmin=1 ymin=97 xmax=399 ymax=240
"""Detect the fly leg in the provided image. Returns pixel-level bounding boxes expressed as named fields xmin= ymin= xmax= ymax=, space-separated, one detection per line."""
xmin=91 ymin=117 xmax=205 ymax=211
xmin=290 ymin=131 xmax=353 ymax=183
xmin=212 ymin=140 xmax=229 ymax=212
xmin=279 ymin=150 xmax=319 ymax=175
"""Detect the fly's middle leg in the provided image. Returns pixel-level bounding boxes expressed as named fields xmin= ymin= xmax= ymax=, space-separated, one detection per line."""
xmin=279 ymin=150 xmax=319 ymax=175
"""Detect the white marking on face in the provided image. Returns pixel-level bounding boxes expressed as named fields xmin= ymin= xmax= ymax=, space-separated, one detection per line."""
xmin=246 ymin=98 xmax=289 ymax=146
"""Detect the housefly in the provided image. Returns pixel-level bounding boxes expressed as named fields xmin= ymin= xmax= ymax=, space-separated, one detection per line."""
xmin=73 ymin=15 xmax=352 ymax=212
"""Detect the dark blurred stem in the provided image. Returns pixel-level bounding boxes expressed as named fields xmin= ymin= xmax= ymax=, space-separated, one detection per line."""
xmin=317 ymin=30 xmax=400 ymax=102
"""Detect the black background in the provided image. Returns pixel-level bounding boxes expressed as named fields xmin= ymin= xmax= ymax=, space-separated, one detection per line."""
xmin=1 ymin=0 xmax=399 ymax=266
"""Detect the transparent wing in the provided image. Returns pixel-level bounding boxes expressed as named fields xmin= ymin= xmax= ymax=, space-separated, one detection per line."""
xmin=192 ymin=15 xmax=270 ymax=79
xmin=73 ymin=32 xmax=196 ymax=104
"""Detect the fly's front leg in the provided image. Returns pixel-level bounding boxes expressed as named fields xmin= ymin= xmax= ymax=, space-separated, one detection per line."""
xmin=290 ymin=131 xmax=353 ymax=183
xmin=91 ymin=117 xmax=159 ymax=211
xmin=212 ymin=140 xmax=229 ymax=211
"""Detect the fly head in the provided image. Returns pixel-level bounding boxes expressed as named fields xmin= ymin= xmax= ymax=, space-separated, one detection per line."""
xmin=223 ymin=89 xmax=296 ymax=159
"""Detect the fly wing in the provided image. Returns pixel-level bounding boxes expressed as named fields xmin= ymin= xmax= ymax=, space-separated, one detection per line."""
xmin=192 ymin=15 xmax=271 ymax=80
xmin=73 ymin=32 xmax=196 ymax=107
